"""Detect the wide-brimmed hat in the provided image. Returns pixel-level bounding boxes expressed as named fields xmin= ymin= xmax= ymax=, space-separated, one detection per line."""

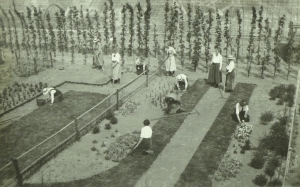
xmin=93 ymin=38 xmax=99 ymax=43
xmin=43 ymin=88 xmax=52 ymax=95
xmin=240 ymin=99 xmax=248 ymax=106
xmin=227 ymin=55 xmax=234 ymax=60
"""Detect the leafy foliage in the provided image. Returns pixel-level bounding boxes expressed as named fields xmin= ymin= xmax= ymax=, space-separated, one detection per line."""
xmin=253 ymin=174 xmax=268 ymax=186
xmin=191 ymin=6 xmax=202 ymax=71
xmin=273 ymin=15 xmax=286 ymax=78
xmin=286 ymin=21 xmax=296 ymax=80
xmin=143 ymin=0 xmax=152 ymax=57
xmin=214 ymin=154 xmax=243 ymax=181
xmin=260 ymin=111 xmax=274 ymax=125
xmin=235 ymin=9 xmax=242 ymax=65
xmin=246 ymin=7 xmax=257 ymax=77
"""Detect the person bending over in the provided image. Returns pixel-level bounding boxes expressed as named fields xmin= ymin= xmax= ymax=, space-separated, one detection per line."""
xmin=42 ymin=87 xmax=63 ymax=105
xmin=174 ymin=74 xmax=189 ymax=91
xmin=233 ymin=99 xmax=250 ymax=123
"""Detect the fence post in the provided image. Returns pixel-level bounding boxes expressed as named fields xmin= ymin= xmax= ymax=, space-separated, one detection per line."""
xmin=116 ymin=89 xmax=119 ymax=110
xmin=11 ymin=158 xmax=23 ymax=186
xmin=74 ymin=118 xmax=80 ymax=141
xmin=146 ymin=70 xmax=149 ymax=87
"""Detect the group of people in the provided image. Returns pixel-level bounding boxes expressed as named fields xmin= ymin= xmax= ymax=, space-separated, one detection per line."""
xmin=40 ymin=41 xmax=250 ymax=156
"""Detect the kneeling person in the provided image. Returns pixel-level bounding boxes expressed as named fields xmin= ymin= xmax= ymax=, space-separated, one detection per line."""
xmin=163 ymin=93 xmax=186 ymax=114
xmin=43 ymin=87 xmax=63 ymax=105
xmin=174 ymin=74 xmax=189 ymax=91
xmin=132 ymin=119 xmax=153 ymax=155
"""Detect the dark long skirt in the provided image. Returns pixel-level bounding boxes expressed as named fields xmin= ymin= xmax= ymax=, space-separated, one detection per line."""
xmin=208 ymin=63 xmax=222 ymax=84
xmin=231 ymin=109 xmax=250 ymax=122
xmin=225 ymin=70 xmax=235 ymax=91
xmin=132 ymin=138 xmax=152 ymax=155
xmin=53 ymin=89 xmax=63 ymax=103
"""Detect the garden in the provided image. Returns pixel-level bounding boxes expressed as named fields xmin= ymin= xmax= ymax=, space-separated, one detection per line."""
xmin=0 ymin=0 xmax=300 ymax=186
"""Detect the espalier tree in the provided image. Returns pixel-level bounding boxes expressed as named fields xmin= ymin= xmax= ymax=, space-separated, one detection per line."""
xmin=168 ymin=2 xmax=179 ymax=47
xmin=246 ymin=7 xmax=257 ymax=77
xmin=236 ymin=9 xmax=242 ymax=66
xmin=103 ymin=2 xmax=109 ymax=54
xmin=80 ymin=5 xmax=87 ymax=64
xmin=126 ymin=3 xmax=134 ymax=56
xmin=273 ymin=15 xmax=286 ymax=78
xmin=120 ymin=5 xmax=126 ymax=63
xmin=143 ymin=0 xmax=152 ymax=57
xmin=46 ymin=12 xmax=56 ymax=58
xmin=223 ymin=9 xmax=231 ymax=59
xmin=85 ymin=9 xmax=93 ymax=50
xmin=0 ymin=15 xmax=7 ymax=46
xmin=109 ymin=0 xmax=116 ymax=48
xmin=214 ymin=8 xmax=222 ymax=50
xmin=257 ymin=6 xmax=263 ymax=65
xmin=94 ymin=10 xmax=101 ymax=44
xmin=204 ymin=9 xmax=213 ymax=72
xmin=186 ymin=3 xmax=192 ymax=59
xmin=164 ymin=0 xmax=170 ymax=50
xmin=262 ymin=18 xmax=271 ymax=79
xmin=55 ymin=9 xmax=64 ymax=63
xmin=136 ymin=2 xmax=143 ymax=54
xmin=286 ymin=21 xmax=295 ymax=80
xmin=178 ymin=5 xmax=185 ymax=69
xmin=153 ymin=24 xmax=159 ymax=57
xmin=68 ymin=6 xmax=75 ymax=64
xmin=192 ymin=6 xmax=202 ymax=72
xmin=28 ymin=7 xmax=38 ymax=59
xmin=0 ymin=6 xmax=13 ymax=54
xmin=33 ymin=6 xmax=42 ymax=53
xmin=13 ymin=2 xmax=26 ymax=59
xmin=8 ymin=9 xmax=20 ymax=60
xmin=73 ymin=6 xmax=81 ymax=53
xmin=39 ymin=8 xmax=48 ymax=61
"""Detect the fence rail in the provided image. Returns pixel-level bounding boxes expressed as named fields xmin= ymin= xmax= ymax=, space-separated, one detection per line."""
xmin=0 ymin=57 xmax=166 ymax=187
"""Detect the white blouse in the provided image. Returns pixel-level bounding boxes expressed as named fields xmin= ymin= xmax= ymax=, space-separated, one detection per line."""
xmin=167 ymin=47 xmax=176 ymax=56
xmin=140 ymin=126 xmax=152 ymax=138
xmin=236 ymin=103 xmax=249 ymax=114
xmin=112 ymin=53 xmax=121 ymax=63
xmin=212 ymin=53 xmax=222 ymax=64
xmin=226 ymin=61 xmax=235 ymax=72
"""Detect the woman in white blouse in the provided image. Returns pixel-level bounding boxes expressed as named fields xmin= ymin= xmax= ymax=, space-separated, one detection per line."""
xmin=175 ymin=74 xmax=189 ymax=91
xmin=166 ymin=43 xmax=177 ymax=77
xmin=232 ymin=99 xmax=250 ymax=123
xmin=225 ymin=55 xmax=235 ymax=92
xmin=111 ymin=47 xmax=121 ymax=84
xmin=208 ymin=48 xmax=222 ymax=88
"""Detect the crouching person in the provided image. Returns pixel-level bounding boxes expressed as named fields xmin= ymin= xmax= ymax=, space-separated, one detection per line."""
xmin=174 ymin=74 xmax=189 ymax=91
xmin=163 ymin=93 xmax=186 ymax=114
xmin=42 ymin=87 xmax=63 ymax=106
xmin=132 ymin=119 xmax=154 ymax=155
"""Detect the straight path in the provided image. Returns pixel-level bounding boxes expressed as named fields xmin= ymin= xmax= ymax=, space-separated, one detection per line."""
xmin=134 ymin=87 xmax=229 ymax=187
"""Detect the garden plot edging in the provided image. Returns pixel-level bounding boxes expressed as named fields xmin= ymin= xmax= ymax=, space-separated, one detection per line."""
xmin=134 ymin=87 xmax=228 ymax=187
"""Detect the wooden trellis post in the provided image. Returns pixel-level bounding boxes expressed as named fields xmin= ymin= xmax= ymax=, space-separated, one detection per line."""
xmin=11 ymin=157 xmax=23 ymax=186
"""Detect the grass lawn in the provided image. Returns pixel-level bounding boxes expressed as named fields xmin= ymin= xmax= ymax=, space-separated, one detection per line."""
xmin=0 ymin=91 xmax=108 ymax=180
xmin=174 ymin=83 xmax=257 ymax=187
xmin=22 ymin=79 xmax=210 ymax=187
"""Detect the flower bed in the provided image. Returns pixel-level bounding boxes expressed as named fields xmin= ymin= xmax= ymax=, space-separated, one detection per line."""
xmin=175 ymin=83 xmax=256 ymax=187
xmin=234 ymin=122 xmax=254 ymax=141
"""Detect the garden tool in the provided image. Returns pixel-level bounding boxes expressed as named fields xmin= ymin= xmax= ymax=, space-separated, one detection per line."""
xmin=151 ymin=108 xmax=200 ymax=121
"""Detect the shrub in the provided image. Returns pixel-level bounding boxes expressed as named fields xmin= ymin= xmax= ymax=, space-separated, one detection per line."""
xmin=268 ymin=157 xmax=280 ymax=168
xmin=110 ymin=116 xmax=118 ymax=124
xmin=105 ymin=123 xmax=111 ymax=130
xmin=214 ymin=155 xmax=243 ymax=181
xmin=264 ymin=164 xmax=275 ymax=178
xmin=253 ymin=174 xmax=268 ymax=186
xmin=92 ymin=126 xmax=100 ymax=134
xmin=249 ymin=153 xmax=266 ymax=169
xmin=91 ymin=147 xmax=97 ymax=151
xmin=260 ymin=111 xmax=274 ymax=124
xmin=267 ymin=179 xmax=282 ymax=186
xmin=269 ymin=84 xmax=286 ymax=100
xmin=105 ymin=110 xmax=115 ymax=120
xmin=242 ymin=139 xmax=251 ymax=151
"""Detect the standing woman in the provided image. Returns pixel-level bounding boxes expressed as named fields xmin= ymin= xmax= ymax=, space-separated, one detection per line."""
xmin=92 ymin=38 xmax=104 ymax=70
xmin=225 ymin=55 xmax=235 ymax=92
xmin=208 ymin=48 xmax=223 ymax=88
xmin=166 ymin=43 xmax=177 ymax=77
xmin=42 ymin=87 xmax=63 ymax=105
xmin=111 ymin=47 xmax=121 ymax=84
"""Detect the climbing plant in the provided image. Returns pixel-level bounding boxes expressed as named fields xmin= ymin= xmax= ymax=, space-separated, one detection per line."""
xmin=246 ymin=7 xmax=257 ymax=77
xmin=178 ymin=5 xmax=185 ymax=69
xmin=126 ymin=3 xmax=134 ymax=56
xmin=120 ymin=5 xmax=126 ymax=63
xmin=103 ymin=2 xmax=109 ymax=54
xmin=273 ymin=15 xmax=286 ymax=78
xmin=236 ymin=9 xmax=242 ymax=66
xmin=257 ymin=6 xmax=263 ymax=65
xmin=144 ymin=0 xmax=152 ymax=57
xmin=223 ymin=9 xmax=230 ymax=59
xmin=164 ymin=0 xmax=170 ymax=50
xmin=136 ymin=2 xmax=143 ymax=54
xmin=109 ymin=0 xmax=116 ymax=48
xmin=286 ymin=21 xmax=295 ymax=80
xmin=192 ymin=6 xmax=202 ymax=71
xmin=262 ymin=18 xmax=271 ymax=78
xmin=214 ymin=8 xmax=222 ymax=50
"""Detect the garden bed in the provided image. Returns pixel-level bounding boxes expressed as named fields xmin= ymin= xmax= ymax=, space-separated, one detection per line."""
xmin=0 ymin=90 xmax=109 ymax=183
xmin=174 ymin=82 xmax=256 ymax=187
xmin=22 ymin=78 xmax=210 ymax=187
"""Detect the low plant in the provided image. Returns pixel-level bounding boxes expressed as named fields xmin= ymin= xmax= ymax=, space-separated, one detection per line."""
xmin=105 ymin=110 xmax=115 ymax=120
xmin=267 ymin=178 xmax=282 ymax=186
xmin=92 ymin=126 xmax=100 ymax=134
xmin=91 ymin=146 xmax=97 ymax=151
xmin=110 ymin=116 xmax=118 ymax=124
xmin=105 ymin=123 xmax=111 ymax=130
xmin=268 ymin=157 xmax=280 ymax=168
xmin=234 ymin=122 xmax=253 ymax=140
xmin=104 ymin=133 xmax=139 ymax=162
xmin=264 ymin=164 xmax=275 ymax=178
xmin=253 ymin=174 xmax=268 ymax=186
xmin=269 ymin=84 xmax=286 ymax=100
xmin=92 ymin=140 xmax=98 ymax=143
xmin=249 ymin=153 xmax=266 ymax=169
xmin=241 ymin=139 xmax=251 ymax=151
xmin=260 ymin=111 xmax=274 ymax=125
xmin=214 ymin=154 xmax=243 ymax=181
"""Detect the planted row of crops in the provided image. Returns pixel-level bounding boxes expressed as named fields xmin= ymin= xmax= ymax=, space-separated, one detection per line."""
xmin=0 ymin=0 xmax=298 ymax=79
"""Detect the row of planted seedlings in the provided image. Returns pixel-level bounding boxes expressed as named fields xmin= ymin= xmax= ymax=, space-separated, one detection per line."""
xmin=0 ymin=81 xmax=48 ymax=114
xmin=248 ymin=84 xmax=296 ymax=186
